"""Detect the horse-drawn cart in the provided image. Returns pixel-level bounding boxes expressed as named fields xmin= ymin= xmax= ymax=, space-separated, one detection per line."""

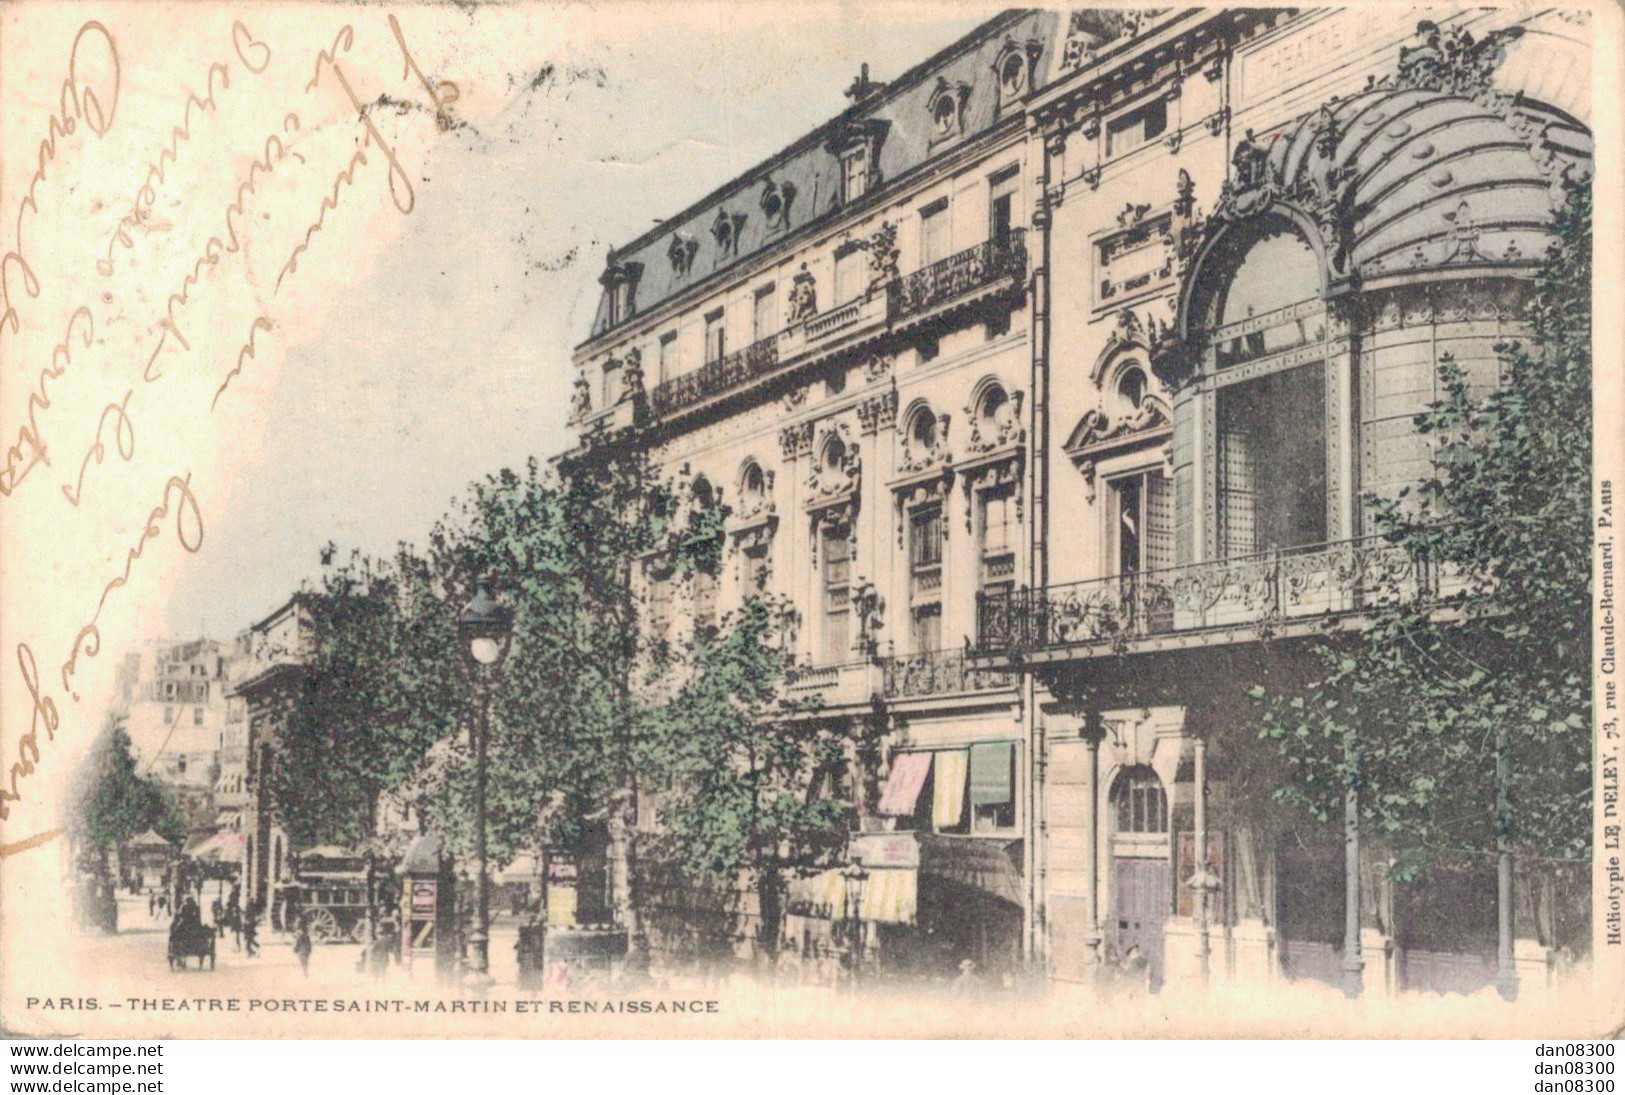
xmin=168 ymin=919 xmax=216 ymax=970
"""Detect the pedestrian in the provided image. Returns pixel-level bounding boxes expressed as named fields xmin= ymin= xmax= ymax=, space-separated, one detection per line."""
xmin=148 ymin=890 xmax=157 ymax=919
xmin=293 ymin=917 xmax=313 ymax=979
xmin=950 ymin=958 xmax=980 ymax=996
xmin=1119 ymin=944 xmax=1150 ymax=996
xmin=242 ymin=899 xmax=261 ymax=957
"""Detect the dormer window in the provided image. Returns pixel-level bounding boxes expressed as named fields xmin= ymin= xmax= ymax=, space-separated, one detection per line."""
xmin=599 ymin=258 xmax=643 ymax=327
xmin=760 ymin=176 xmax=797 ymax=232
xmin=992 ymin=36 xmax=1042 ymax=110
xmin=711 ymin=209 xmax=745 ymax=259
xmin=842 ymin=145 xmax=871 ymax=203
xmin=668 ymin=234 xmax=698 ymax=277
xmin=927 ymin=78 xmax=970 ymax=142
xmin=827 ymin=119 xmax=888 ymax=206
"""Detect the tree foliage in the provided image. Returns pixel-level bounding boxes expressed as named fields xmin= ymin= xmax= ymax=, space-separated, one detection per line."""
xmin=69 ymin=721 xmax=188 ymax=853
xmin=1252 ymin=182 xmax=1593 ymax=874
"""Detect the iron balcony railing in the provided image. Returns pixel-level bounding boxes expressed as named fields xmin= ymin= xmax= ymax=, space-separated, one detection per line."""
xmin=888 ymin=229 xmax=1027 ymax=320
xmin=649 ymin=335 xmax=780 ymax=416
xmin=881 ymin=647 xmax=1016 ymax=699
xmin=976 ymin=533 xmax=1439 ymax=655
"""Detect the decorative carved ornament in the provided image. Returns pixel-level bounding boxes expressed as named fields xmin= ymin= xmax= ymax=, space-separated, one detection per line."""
xmin=1062 ymin=396 xmax=1173 ymax=502
xmin=964 ymin=389 xmax=1026 ymax=456
xmin=787 ymin=263 xmax=819 ymax=323
xmin=617 ymin=347 xmax=645 ymax=404
xmin=857 ymin=388 xmax=898 ymax=435
xmin=778 ymin=422 xmax=813 ymax=462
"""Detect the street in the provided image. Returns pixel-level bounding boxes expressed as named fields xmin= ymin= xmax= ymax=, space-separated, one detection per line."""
xmin=77 ymin=893 xmax=526 ymax=995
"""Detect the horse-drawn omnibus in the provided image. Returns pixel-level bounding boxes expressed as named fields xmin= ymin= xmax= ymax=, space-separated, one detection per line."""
xmin=275 ymin=846 xmax=388 ymax=944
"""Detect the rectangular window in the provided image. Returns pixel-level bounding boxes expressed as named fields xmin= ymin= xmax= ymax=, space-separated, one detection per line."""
xmin=649 ymin=572 xmax=674 ymax=638
xmin=694 ymin=571 xmax=718 ymax=634
xmin=1106 ymin=97 xmax=1168 ymax=157
xmin=979 ymin=486 xmax=1018 ymax=598
xmin=834 ymin=248 xmax=865 ymax=305
xmin=753 ymin=284 xmax=776 ymax=342
xmin=1217 ymin=364 xmax=1327 ymax=556
xmin=193 ymin=706 xmax=204 ymax=726
xmin=704 ymin=309 xmax=726 ymax=364
xmin=989 ymin=168 xmax=1019 ymax=246
xmin=909 ymin=505 xmax=944 ymax=653
xmin=658 ymin=331 xmax=677 ymax=383
xmin=602 ymin=359 xmax=622 ymax=407
xmin=1109 ymin=470 xmax=1175 ymax=632
xmin=164 ymin=706 xmax=174 ymax=723
xmin=743 ymin=549 xmax=769 ymax=595
xmin=969 ymin=741 xmax=1017 ymax=832
xmin=921 ymin=200 xmax=951 ymax=265
xmin=842 ymin=146 xmax=869 ymax=203
xmin=822 ymin=528 xmax=851 ymax=663
xmin=1109 ymin=471 xmax=1174 ymax=575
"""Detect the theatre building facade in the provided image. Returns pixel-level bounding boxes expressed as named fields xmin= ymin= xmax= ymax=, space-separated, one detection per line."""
xmin=567 ymin=7 xmax=1593 ymax=995
xmin=992 ymin=6 xmax=1591 ymax=997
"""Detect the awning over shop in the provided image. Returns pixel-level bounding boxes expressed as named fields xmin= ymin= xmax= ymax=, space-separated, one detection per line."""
xmin=968 ymin=741 xmax=1014 ymax=809
xmin=877 ymin=751 xmax=932 ymax=816
xmin=786 ymin=869 xmax=847 ymax=918
xmin=931 ymin=749 xmax=968 ymax=830
xmin=185 ymin=831 xmax=245 ymax=863
xmin=860 ymin=868 xmax=916 ymax=924
xmin=919 ymin=834 xmax=1023 ymax=907
xmin=784 ymin=866 xmax=917 ymax=925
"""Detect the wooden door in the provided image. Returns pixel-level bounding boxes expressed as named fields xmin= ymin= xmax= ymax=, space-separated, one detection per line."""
xmin=1115 ymin=858 xmax=1170 ymax=986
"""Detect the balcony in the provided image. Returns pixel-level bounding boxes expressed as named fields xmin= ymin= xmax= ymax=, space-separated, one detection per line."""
xmin=639 ymin=231 xmax=1026 ymax=423
xmin=649 ymin=335 xmax=780 ymax=417
xmin=881 ymin=647 xmax=1016 ymax=700
xmin=975 ymin=534 xmax=1438 ymax=660
xmin=887 ymin=229 xmax=1026 ymax=322
xmin=782 ymin=658 xmax=883 ymax=708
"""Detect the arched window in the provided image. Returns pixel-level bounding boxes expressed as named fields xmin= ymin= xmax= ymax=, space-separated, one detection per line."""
xmin=692 ymin=475 xmax=716 ymax=512
xmin=999 ymin=52 xmax=1026 ymax=98
xmin=821 ymin=436 xmax=847 ymax=476
xmin=1112 ymin=766 xmax=1168 ymax=834
xmin=977 ymin=384 xmax=1008 ymax=427
xmin=908 ymin=405 xmax=938 ymax=455
xmin=740 ymin=461 xmax=765 ymax=506
xmin=1117 ymin=365 xmax=1147 ymax=410
xmin=1206 ymin=221 xmax=1328 ymax=555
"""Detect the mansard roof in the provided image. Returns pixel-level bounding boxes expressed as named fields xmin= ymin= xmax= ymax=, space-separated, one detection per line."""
xmin=583 ymin=9 xmax=1062 ymax=346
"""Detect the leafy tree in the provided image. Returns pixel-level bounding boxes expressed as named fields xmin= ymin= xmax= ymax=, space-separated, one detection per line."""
xmin=268 ymin=547 xmax=465 ymax=849
xmin=68 ymin=721 xmax=188 ymax=866
xmin=643 ymin=595 xmax=851 ymax=963
xmin=1252 ymin=182 xmax=1592 ymax=885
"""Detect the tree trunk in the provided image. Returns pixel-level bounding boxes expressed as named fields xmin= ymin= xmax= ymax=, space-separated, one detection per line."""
xmin=607 ymin=781 xmax=648 ymax=976
xmin=758 ymin=866 xmax=784 ymax=972
xmin=1495 ymin=722 xmax=1517 ymax=1001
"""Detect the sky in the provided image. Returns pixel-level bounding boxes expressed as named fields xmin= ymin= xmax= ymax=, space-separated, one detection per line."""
xmin=138 ymin=3 xmax=999 ymax=638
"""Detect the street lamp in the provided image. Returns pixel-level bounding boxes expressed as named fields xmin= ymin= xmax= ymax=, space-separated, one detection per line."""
xmin=840 ymin=860 xmax=869 ymax=990
xmin=458 ymin=584 xmax=513 ymax=978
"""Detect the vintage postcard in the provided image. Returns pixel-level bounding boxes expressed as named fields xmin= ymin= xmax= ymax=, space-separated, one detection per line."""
xmin=1 ymin=0 xmax=1621 ymax=1039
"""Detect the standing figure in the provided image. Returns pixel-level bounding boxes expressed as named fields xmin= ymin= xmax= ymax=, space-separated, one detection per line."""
xmin=293 ymin=918 xmax=314 ymax=978
xmin=242 ymin=899 xmax=261 ymax=957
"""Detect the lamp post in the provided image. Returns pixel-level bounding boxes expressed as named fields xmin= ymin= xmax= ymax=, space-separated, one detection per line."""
xmin=841 ymin=860 xmax=869 ymax=991
xmin=457 ymin=585 xmax=513 ymax=978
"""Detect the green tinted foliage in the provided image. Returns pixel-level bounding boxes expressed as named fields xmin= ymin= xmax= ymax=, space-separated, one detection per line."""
xmin=1252 ymin=184 xmax=1592 ymax=869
